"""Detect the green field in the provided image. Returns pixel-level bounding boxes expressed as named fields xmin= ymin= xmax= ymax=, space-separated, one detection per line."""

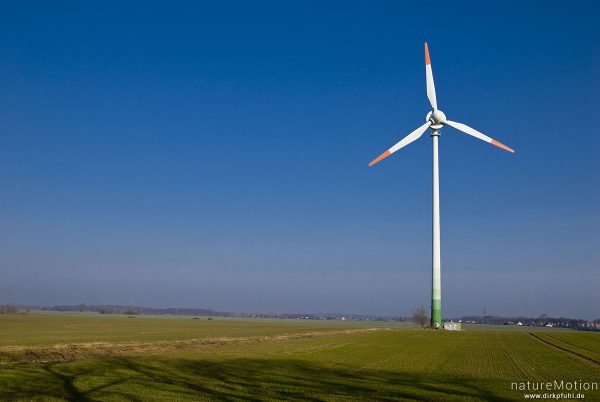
xmin=0 ymin=313 xmax=598 ymax=401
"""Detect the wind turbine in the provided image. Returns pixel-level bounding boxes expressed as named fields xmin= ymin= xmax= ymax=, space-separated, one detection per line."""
xmin=368 ymin=43 xmax=514 ymax=328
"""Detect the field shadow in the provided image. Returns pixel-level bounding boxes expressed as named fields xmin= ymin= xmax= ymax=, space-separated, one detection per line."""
xmin=0 ymin=357 xmax=512 ymax=401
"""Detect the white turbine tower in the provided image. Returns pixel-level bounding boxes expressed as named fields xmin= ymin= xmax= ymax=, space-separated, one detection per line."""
xmin=368 ymin=43 xmax=514 ymax=328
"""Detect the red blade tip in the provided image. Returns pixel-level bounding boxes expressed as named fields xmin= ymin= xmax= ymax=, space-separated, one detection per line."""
xmin=491 ymin=139 xmax=515 ymax=153
xmin=369 ymin=150 xmax=391 ymax=166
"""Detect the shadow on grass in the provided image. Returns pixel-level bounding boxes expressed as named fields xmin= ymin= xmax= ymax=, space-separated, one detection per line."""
xmin=0 ymin=357 xmax=511 ymax=401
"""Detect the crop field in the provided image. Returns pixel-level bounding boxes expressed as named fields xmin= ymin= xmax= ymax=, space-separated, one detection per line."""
xmin=0 ymin=313 xmax=598 ymax=401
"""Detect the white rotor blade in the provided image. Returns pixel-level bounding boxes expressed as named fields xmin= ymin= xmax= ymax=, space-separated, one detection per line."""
xmin=445 ymin=120 xmax=515 ymax=153
xmin=369 ymin=122 xmax=431 ymax=166
xmin=425 ymin=43 xmax=437 ymax=110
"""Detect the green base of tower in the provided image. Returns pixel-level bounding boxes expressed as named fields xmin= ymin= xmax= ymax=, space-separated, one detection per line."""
xmin=431 ymin=299 xmax=441 ymax=328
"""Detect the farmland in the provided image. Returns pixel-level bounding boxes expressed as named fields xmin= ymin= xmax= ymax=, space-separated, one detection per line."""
xmin=0 ymin=312 xmax=598 ymax=401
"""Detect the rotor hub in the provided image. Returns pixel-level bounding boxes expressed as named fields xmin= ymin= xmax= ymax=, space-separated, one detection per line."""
xmin=426 ymin=109 xmax=447 ymax=130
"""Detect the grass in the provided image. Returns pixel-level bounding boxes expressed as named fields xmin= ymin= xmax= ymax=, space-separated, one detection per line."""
xmin=0 ymin=311 xmax=405 ymax=347
xmin=529 ymin=331 xmax=600 ymax=364
xmin=0 ymin=312 xmax=598 ymax=401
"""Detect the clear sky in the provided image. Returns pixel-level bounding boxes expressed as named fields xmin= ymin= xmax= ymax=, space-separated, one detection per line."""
xmin=0 ymin=1 xmax=598 ymax=319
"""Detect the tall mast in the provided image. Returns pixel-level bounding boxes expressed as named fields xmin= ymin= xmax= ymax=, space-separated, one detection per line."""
xmin=431 ymin=129 xmax=442 ymax=328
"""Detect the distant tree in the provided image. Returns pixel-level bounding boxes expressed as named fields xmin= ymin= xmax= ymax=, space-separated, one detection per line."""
xmin=0 ymin=305 xmax=18 ymax=314
xmin=412 ymin=305 xmax=429 ymax=328
xmin=78 ymin=303 xmax=86 ymax=312
xmin=98 ymin=306 xmax=115 ymax=314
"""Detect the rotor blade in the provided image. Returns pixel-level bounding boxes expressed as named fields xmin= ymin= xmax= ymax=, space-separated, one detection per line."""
xmin=425 ymin=43 xmax=437 ymax=110
xmin=445 ymin=120 xmax=515 ymax=153
xmin=368 ymin=122 xmax=431 ymax=166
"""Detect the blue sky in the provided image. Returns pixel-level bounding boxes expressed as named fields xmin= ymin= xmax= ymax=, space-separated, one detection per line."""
xmin=0 ymin=1 xmax=598 ymax=318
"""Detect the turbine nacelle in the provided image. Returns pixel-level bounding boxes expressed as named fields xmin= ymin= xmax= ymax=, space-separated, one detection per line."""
xmin=426 ymin=109 xmax=446 ymax=130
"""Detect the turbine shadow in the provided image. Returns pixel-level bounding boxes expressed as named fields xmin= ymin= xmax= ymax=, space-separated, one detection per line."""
xmin=0 ymin=357 xmax=513 ymax=401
